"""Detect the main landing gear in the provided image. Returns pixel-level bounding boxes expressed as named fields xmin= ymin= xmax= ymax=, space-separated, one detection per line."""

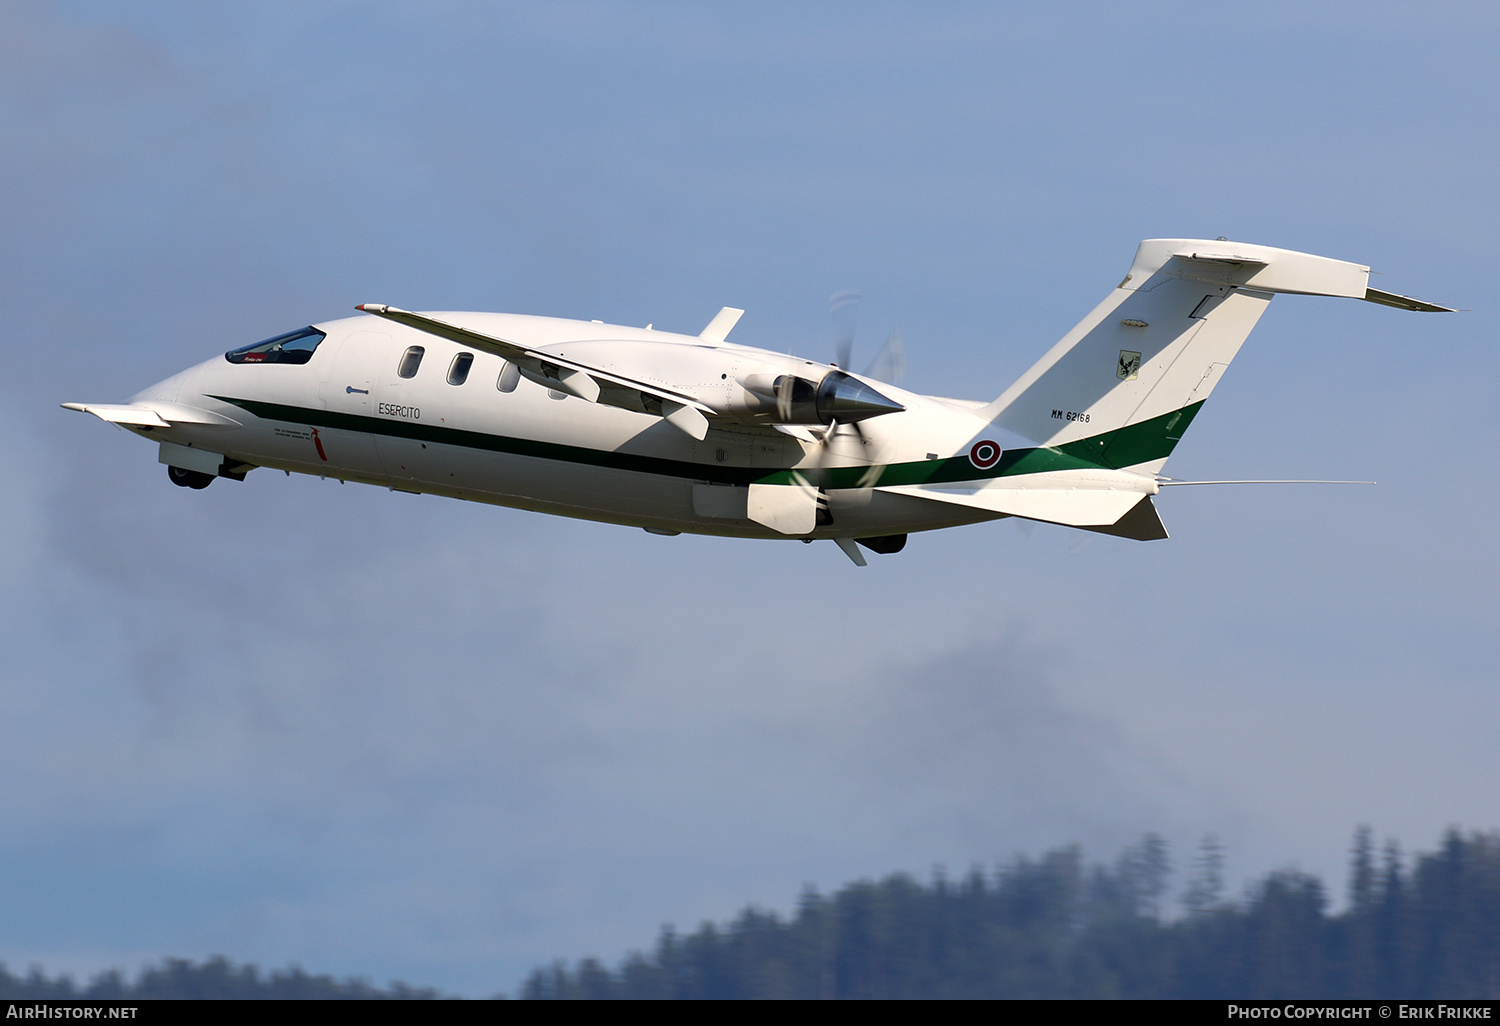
xmin=167 ymin=465 xmax=214 ymax=489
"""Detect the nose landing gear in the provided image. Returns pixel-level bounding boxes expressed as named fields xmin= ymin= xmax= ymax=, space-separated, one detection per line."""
xmin=167 ymin=465 xmax=214 ymax=489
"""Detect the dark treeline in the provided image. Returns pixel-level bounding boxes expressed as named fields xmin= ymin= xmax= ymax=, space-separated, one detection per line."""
xmin=524 ymin=828 xmax=1500 ymax=999
xmin=0 ymin=956 xmax=441 ymax=1000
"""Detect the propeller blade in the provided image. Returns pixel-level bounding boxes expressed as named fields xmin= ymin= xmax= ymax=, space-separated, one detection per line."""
xmin=846 ymin=419 xmax=882 ymax=491
xmin=776 ymin=373 xmax=796 ymax=422
xmin=829 ymin=289 xmax=860 ymax=370
xmin=863 ymin=328 xmax=906 ymax=385
xmin=818 ymin=418 xmax=837 ymax=462
xmin=815 ymin=418 xmax=882 ymax=494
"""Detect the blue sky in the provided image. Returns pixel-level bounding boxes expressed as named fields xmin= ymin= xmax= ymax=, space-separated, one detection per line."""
xmin=2 ymin=1 xmax=1496 ymax=996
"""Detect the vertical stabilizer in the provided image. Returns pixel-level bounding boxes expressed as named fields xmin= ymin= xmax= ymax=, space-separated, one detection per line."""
xmin=983 ymin=239 xmax=1379 ymax=474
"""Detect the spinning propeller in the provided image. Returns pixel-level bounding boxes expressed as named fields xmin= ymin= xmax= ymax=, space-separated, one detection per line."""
xmin=801 ymin=290 xmax=909 ymax=492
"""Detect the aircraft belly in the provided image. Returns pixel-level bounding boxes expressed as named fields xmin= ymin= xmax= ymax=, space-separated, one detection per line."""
xmin=354 ymin=439 xmax=985 ymax=538
xmin=825 ymin=488 xmax=1004 ymax=535
xmin=340 ymin=425 xmax=996 ymax=537
xmin=415 ymin=443 xmax=693 ymax=517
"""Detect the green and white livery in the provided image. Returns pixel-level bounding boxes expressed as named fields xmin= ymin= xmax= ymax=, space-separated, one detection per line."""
xmin=65 ymin=238 xmax=1450 ymax=565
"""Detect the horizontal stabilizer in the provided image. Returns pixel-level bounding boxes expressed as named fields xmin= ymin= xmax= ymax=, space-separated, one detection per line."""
xmin=1120 ymin=241 xmax=1455 ymax=309
xmin=1362 ymin=288 xmax=1455 ymax=313
xmin=1150 ymin=242 xmax=1371 ymax=298
xmin=1172 ymin=250 xmax=1268 ymax=267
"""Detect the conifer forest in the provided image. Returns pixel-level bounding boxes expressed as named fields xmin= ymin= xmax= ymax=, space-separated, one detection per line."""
xmin=3 ymin=827 xmax=1495 ymax=999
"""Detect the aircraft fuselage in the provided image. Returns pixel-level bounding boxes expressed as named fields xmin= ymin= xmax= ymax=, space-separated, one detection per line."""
xmin=128 ymin=313 xmax=1016 ymax=541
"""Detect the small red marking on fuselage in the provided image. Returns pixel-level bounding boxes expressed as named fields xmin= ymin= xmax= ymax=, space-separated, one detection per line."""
xmin=311 ymin=426 xmax=328 ymax=461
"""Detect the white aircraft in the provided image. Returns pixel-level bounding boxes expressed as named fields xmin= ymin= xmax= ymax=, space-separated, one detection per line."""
xmin=66 ymin=239 xmax=1449 ymax=565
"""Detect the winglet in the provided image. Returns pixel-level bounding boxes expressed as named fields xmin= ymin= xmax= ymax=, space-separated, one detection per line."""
xmin=699 ymin=307 xmax=744 ymax=343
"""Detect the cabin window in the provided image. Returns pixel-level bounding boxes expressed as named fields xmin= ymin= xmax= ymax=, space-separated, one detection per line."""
xmin=447 ymin=352 xmax=474 ymax=386
xmin=496 ymin=361 xmax=520 ymax=392
xmin=224 ymin=327 xmax=326 ymax=365
xmin=397 ymin=346 xmax=425 ymax=379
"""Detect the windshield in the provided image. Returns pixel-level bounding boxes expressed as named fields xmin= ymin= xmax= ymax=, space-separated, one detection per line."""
xmin=225 ymin=326 xmax=326 ymax=365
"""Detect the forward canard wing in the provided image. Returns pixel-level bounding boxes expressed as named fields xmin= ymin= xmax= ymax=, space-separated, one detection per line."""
xmin=61 ymin=402 xmax=241 ymax=428
xmin=356 ymin=304 xmax=717 ymax=440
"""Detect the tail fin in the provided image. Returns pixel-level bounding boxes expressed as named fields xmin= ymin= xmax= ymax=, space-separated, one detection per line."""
xmin=984 ymin=239 xmax=1446 ymax=475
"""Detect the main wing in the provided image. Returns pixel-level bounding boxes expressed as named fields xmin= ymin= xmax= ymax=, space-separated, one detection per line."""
xmin=356 ymin=304 xmax=718 ymax=440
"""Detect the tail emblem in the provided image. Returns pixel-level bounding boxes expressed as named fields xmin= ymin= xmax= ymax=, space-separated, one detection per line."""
xmin=1117 ymin=350 xmax=1141 ymax=380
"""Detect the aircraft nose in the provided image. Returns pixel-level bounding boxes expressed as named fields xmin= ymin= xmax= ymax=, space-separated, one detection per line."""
xmin=816 ymin=370 xmax=906 ymax=422
xmin=129 ymin=367 xmax=191 ymax=406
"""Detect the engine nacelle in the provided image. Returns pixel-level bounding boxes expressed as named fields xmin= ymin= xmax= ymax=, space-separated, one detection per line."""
xmin=735 ymin=370 xmax=904 ymax=425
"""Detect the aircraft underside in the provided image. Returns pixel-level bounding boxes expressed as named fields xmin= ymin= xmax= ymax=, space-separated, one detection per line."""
xmin=157 ymin=412 xmax=1007 ymax=542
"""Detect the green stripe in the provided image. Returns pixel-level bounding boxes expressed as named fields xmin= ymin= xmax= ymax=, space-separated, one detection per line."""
xmin=211 ymin=396 xmax=1202 ymax=489
xmin=212 ymin=395 xmax=761 ymax=485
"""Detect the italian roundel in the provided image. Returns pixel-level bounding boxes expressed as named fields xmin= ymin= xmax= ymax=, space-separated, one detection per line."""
xmin=969 ymin=440 xmax=1001 ymax=470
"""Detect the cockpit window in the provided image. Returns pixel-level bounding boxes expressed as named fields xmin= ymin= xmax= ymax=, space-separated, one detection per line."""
xmin=224 ymin=327 xmax=326 ymax=365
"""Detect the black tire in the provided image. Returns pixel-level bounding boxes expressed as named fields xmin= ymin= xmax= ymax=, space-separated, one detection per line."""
xmin=167 ymin=465 xmax=214 ymax=490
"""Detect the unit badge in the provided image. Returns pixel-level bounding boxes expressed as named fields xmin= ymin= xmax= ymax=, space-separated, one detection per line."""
xmin=1117 ymin=350 xmax=1141 ymax=380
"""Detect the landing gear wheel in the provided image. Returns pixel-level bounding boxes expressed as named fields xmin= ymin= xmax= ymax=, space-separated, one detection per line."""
xmin=167 ymin=465 xmax=214 ymax=490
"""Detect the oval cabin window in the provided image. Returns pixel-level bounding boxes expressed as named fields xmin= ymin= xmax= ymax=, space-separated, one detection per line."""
xmin=397 ymin=346 xmax=425 ymax=379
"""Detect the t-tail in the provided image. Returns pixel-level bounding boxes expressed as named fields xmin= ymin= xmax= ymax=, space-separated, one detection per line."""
xmin=984 ymin=238 xmax=1452 ymax=477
